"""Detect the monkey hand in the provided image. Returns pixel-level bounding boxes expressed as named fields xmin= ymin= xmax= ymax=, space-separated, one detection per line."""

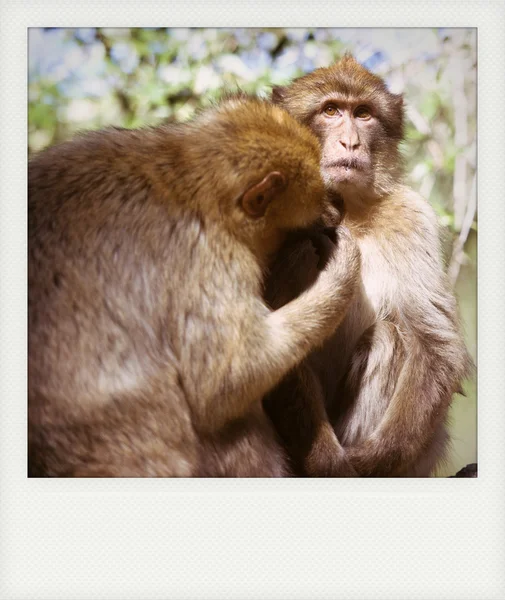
xmin=265 ymin=237 xmax=323 ymax=309
xmin=317 ymin=224 xmax=361 ymax=300
xmin=293 ymin=225 xmax=361 ymax=344
xmin=320 ymin=194 xmax=343 ymax=228
xmin=307 ymin=229 xmax=336 ymax=269
xmin=344 ymin=440 xmax=394 ymax=478
xmin=304 ymin=422 xmax=359 ymax=477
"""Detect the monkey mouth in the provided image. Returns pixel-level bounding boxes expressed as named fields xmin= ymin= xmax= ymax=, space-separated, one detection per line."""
xmin=324 ymin=157 xmax=366 ymax=171
xmin=322 ymin=157 xmax=370 ymax=187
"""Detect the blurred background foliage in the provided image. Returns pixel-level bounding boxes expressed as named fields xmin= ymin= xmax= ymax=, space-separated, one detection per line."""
xmin=28 ymin=28 xmax=477 ymax=476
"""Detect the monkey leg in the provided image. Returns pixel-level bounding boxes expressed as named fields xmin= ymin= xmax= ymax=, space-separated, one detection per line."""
xmin=30 ymin=388 xmax=289 ymax=478
xmin=263 ymin=228 xmax=360 ymax=477
xmin=29 ymin=388 xmax=200 ymax=478
xmin=396 ymin=422 xmax=451 ymax=477
xmin=333 ymin=320 xmax=405 ymax=448
xmin=196 ymin=411 xmax=290 ymax=478
xmin=30 ymin=422 xmax=197 ymax=478
xmin=263 ymin=363 xmax=357 ymax=477
xmin=333 ymin=320 xmax=450 ymax=477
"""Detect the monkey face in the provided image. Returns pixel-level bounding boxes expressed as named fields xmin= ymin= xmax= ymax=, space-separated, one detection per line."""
xmin=311 ymin=100 xmax=379 ymax=191
xmin=272 ymin=55 xmax=405 ymax=198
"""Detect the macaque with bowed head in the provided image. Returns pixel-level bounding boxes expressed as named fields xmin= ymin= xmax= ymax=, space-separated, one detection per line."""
xmin=264 ymin=56 xmax=471 ymax=477
xmin=28 ymin=94 xmax=361 ymax=477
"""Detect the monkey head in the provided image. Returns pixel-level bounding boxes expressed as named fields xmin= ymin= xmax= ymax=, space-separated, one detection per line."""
xmin=272 ymin=55 xmax=405 ymax=199
xmin=188 ymin=96 xmax=328 ymax=258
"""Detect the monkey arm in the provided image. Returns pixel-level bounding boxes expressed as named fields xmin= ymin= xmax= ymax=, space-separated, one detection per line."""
xmin=346 ymin=334 xmax=467 ymax=477
xmin=264 ymin=224 xmax=340 ymax=310
xmin=262 ymin=226 xmax=360 ymax=389
xmin=263 ymin=226 xmax=361 ymax=477
xmin=263 ymin=363 xmax=357 ymax=477
xmin=344 ymin=244 xmax=471 ymax=477
xmin=264 ymin=237 xmax=321 ymax=310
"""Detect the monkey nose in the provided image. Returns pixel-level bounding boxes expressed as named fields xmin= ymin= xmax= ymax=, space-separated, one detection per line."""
xmin=339 ymin=140 xmax=359 ymax=151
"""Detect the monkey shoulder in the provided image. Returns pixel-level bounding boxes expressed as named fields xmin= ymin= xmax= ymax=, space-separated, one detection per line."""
xmin=372 ymin=187 xmax=442 ymax=270
xmin=354 ymin=187 xmax=446 ymax=319
xmin=392 ymin=186 xmax=440 ymax=240
xmin=379 ymin=187 xmax=459 ymax=324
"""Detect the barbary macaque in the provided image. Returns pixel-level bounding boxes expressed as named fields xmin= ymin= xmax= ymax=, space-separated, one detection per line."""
xmin=264 ymin=56 xmax=472 ymax=477
xmin=28 ymin=94 xmax=361 ymax=477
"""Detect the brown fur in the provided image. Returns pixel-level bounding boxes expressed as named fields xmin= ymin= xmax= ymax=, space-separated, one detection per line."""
xmin=28 ymin=95 xmax=361 ymax=477
xmin=265 ymin=56 xmax=472 ymax=477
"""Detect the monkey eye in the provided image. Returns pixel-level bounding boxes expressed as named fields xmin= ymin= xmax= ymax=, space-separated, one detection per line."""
xmin=323 ymin=104 xmax=340 ymax=117
xmin=354 ymin=106 xmax=371 ymax=120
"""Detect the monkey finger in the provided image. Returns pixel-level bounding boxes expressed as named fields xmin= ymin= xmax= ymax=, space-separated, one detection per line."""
xmin=321 ymin=201 xmax=342 ymax=228
xmin=308 ymin=231 xmax=336 ymax=269
xmin=289 ymin=238 xmax=319 ymax=268
xmin=321 ymin=226 xmax=337 ymax=244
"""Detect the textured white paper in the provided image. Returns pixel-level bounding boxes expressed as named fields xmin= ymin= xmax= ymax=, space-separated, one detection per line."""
xmin=1 ymin=2 xmax=504 ymax=599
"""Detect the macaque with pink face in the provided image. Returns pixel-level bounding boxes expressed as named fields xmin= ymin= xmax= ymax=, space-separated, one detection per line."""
xmin=264 ymin=56 xmax=471 ymax=477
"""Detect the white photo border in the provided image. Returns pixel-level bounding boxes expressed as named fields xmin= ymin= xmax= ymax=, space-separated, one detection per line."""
xmin=1 ymin=2 xmax=504 ymax=599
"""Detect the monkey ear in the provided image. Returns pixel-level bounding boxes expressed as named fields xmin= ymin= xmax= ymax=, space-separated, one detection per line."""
xmin=241 ymin=171 xmax=287 ymax=218
xmin=271 ymin=86 xmax=287 ymax=104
